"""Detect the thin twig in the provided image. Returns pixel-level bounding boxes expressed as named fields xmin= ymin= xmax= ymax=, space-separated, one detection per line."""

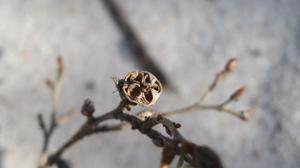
xmin=92 ymin=124 xmax=124 ymax=134
xmin=160 ymin=58 xmax=254 ymax=121
xmin=38 ymin=57 xmax=64 ymax=155
xmin=198 ymin=58 xmax=238 ymax=103
xmin=49 ymin=100 xmax=127 ymax=161
xmin=163 ymin=96 xmax=254 ymax=121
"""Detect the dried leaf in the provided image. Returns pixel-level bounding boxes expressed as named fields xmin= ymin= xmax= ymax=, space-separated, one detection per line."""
xmin=181 ymin=141 xmax=222 ymax=168
xmin=160 ymin=144 xmax=176 ymax=168
xmin=191 ymin=145 xmax=222 ymax=168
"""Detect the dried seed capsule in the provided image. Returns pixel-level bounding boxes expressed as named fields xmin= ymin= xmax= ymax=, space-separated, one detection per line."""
xmin=120 ymin=70 xmax=163 ymax=107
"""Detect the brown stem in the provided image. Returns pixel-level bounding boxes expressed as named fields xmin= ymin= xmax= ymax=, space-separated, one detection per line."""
xmin=37 ymin=111 xmax=57 ymax=153
xmin=48 ymin=100 xmax=127 ymax=163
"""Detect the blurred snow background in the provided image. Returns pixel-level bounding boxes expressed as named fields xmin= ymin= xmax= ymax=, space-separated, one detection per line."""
xmin=0 ymin=0 xmax=299 ymax=168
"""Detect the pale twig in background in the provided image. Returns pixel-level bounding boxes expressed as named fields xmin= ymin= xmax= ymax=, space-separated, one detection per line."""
xmin=37 ymin=56 xmax=65 ymax=167
xmin=198 ymin=58 xmax=238 ymax=103
xmin=162 ymin=58 xmax=255 ymax=121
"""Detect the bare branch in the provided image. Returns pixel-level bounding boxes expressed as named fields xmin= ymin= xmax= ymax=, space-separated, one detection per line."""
xmin=38 ymin=56 xmax=65 ymax=167
xmin=163 ymin=99 xmax=255 ymax=121
xmin=38 ymin=57 xmax=253 ymax=168
xmin=161 ymin=67 xmax=254 ymax=121
xmin=198 ymin=58 xmax=238 ymax=103
xmin=37 ymin=114 xmax=47 ymax=136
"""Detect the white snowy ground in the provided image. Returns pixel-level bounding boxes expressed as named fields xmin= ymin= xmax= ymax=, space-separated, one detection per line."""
xmin=0 ymin=0 xmax=299 ymax=168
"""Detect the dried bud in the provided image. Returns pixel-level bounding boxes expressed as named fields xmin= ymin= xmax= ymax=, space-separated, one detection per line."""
xmin=239 ymin=108 xmax=255 ymax=121
xmin=81 ymin=99 xmax=95 ymax=117
xmin=119 ymin=70 xmax=163 ymax=107
xmin=230 ymin=85 xmax=246 ymax=101
xmin=57 ymin=56 xmax=64 ymax=79
xmin=173 ymin=122 xmax=181 ymax=128
xmin=224 ymin=58 xmax=238 ymax=72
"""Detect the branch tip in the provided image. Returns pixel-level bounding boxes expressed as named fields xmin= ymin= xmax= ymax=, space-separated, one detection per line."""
xmin=56 ymin=56 xmax=64 ymax=79
xmin=230 ymin=85 xmax=246 ymax=101
xmin=240 ymin=108 xmax=256 ymax=121
xmin=225 ymin=57 xmax=238 ymax=73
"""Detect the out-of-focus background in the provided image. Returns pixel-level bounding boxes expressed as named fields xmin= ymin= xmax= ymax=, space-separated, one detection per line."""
xmin=0 ymin=0 xmax=300 ymax=168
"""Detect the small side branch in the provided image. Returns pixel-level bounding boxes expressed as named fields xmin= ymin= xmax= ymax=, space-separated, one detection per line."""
xmin=199 ymin=58 xmax=238 ymax=103
xmin=162 ymin=59 xmax=255 ymax=121
xmin=48 ymin=100 xmax=127 ymax=162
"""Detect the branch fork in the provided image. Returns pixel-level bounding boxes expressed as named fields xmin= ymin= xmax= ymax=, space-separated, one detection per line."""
xmin=37 ymin=57 xmax=255 ymax=168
